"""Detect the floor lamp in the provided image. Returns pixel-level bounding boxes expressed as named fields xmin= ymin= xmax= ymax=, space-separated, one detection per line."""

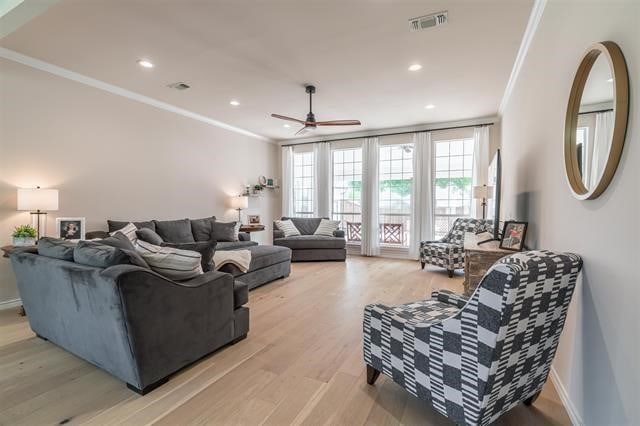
xmin=17 ymin=187 xmax=59 ymax=240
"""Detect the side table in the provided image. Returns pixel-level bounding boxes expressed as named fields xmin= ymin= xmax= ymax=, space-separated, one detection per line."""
xmin=239 ymin=225 xmax=266 ymax=240
xmin=1 ymin=245 xmax=34 ymax=316
xmin=463 ymin=232 xmax=512 ymax=297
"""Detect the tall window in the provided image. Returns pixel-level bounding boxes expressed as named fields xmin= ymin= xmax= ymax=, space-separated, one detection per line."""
xmin=379 ymin=144 xmax=413 ymax=247
xmin=433 ymin=138 xmax=474 ymax=239
xmin=332 ymin=148 xmax=362 ymax=242
xmin=293 ymin=151 xmax=314 ymax=217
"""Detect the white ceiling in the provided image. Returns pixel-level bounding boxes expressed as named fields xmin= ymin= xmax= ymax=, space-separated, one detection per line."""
xmin=1 ymin=0 xmax=534 ymax=141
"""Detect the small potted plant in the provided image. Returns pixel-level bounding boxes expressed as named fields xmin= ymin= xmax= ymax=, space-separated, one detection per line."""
xmin=12 ymin=224 xmax=37 ymax=246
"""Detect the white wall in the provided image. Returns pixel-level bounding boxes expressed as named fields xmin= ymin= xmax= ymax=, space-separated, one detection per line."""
xmin=500 ymin=0 xmax=639 ymax=424
xmin=0 ymin=58 xmax=280 ymax=303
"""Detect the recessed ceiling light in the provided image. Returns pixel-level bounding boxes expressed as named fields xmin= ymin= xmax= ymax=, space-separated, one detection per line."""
xmin=607 ymin=78 xmax=613 ymax=83
xmin=283 ymin=124 xmax=291 ymax=128
xmin=137 ymin=59 xmax=154 ymax=68
xmin=425 ymin=104 xmax=435 ymax=109
xmin=408 ymin=64 xmax=422 ymax=72
xmin=229 ymin=100 xmax=240 ymax=106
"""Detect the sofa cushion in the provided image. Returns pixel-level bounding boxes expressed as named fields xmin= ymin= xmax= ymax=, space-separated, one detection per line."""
xmin=216 ymin=241 xmax=258 ymax=250
xmin=191 ymin=216 xmax=216 ymax=242
xmin=274 ymin=219 xmax=301 ymax=237
xmin=37 ymin=237 xmax=76 ymax=261
xmin=108 ymin=220 xmax=155 ymax=233
xmin=153 ymin=219 xmax=195 ymax=243
xmin=282 ymin=217 xmax=323 ymax=235
xmin=100 ymin=232 xmax=149 ymax=268
xmin=212 ymin=221 xmax=240 ymax=242
xmin=161 ymin=241 xmax=217 ymax=272
xmin=136 ymin=228 xmax=164 ymax=245
xmin=273 ymin=235 xmax=346 ymax=250
xmin=219 ymin=245 xmax=291 ymax=276
xmin=135 ymin=240 xmax=203 ymax=280
xmin=73 ymin=240 xmax=129 ymax=268
xmin=233 ymin=281 xmax=249 ymax=308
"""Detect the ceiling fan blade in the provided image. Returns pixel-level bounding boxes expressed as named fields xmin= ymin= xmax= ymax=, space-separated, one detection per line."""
xmin=271 ymin=113 xmax=306 ymax=124
xmin=315 ymin=120 xmax=362 ymax=126
xmin=295 ymin=126 xmax=311 ymax=136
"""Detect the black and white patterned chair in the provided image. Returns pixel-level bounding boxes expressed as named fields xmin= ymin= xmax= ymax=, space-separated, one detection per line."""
xmin=363 ymin=250 xmax=582 ymax=425
xmin=420 ymin=218 xmax=487 ymax=277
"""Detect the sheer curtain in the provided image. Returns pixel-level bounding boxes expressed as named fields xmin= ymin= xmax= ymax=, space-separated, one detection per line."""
xmin=361 ymin=137 xmax=380 ymax=256
xmin=314 ymin=142 xmax=332 ymax=218
xmin=409 ymin=132 xmax=433 ymax=259
xmin=281 ymin=146 xmax=294 ymax=217
xmin=471 ymin=126 xmax=490 ymax=218
xmin=589 ymin=111 xmax=614 ymax=188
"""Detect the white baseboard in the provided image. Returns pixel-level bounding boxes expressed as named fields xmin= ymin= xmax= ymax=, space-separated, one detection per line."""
xmin=550 ymin=367 xmax=583 ymax=426
xmin=0 ymin=298 xmax=22 ymax=311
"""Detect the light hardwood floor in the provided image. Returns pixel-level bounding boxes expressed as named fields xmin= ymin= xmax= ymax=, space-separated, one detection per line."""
xmin=0 ymin=256 xmax=571 ymax=425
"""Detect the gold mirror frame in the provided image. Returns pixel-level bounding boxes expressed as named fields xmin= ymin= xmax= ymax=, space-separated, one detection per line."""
xmin=564 ymin=41 xmax=629 ymax=200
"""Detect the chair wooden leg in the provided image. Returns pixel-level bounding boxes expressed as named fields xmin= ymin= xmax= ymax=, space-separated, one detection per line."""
xmin=448 ymin=269 xmax=454 ymax=278
xmin=421 ymin=261 xmax=425 ymax=270
xmin=524 ymin=390 xmax=541 ymax=406
xmin=366 ymin=365 xmax=381 ymax=385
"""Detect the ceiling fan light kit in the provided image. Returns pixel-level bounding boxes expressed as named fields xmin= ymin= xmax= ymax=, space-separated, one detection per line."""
xmin=272 ymin=85 xmax=361 ymax=135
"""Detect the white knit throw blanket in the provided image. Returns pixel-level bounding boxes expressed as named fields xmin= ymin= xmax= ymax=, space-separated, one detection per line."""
xmin=212 ymin=250 xmax=252 ymax=273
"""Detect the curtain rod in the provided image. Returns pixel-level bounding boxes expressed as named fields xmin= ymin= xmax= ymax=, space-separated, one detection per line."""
xmin=578 ymin=108 xmax=613 ymax=115
xmin=280 ymin=122 xmax=494 ymax=147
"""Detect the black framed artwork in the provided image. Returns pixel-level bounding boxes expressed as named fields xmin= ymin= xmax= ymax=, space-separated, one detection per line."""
xmin=499 ymin=221 xmax=528 ymax=251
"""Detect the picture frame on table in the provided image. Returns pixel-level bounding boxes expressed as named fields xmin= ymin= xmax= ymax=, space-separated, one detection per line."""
xmin=499 ymin=221 xmax=528 ymax=251
xmin=247 ymin=215 xmax=261 ymax=225
xmin=56 ymin=217 xmax=86 ymax=241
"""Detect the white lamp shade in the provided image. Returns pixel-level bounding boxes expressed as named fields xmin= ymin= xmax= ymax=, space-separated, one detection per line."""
xmin=17 ymin=188 xmax=59 ymax=211
xmin=472 ymin=185 xmax=494 ymax=199
xmin=229 ymin=196 xmax=248 ymax=210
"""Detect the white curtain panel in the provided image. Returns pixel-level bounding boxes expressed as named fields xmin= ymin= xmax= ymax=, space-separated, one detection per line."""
xmin=361 ymin=137 xmax=380 ymax=256
xmin=589 ymin=111 xmax=614 ymax=188
xmin=472 ymin=126 xmax=490 ymax=218
xmin=281 ymin=146 xmax=294 ymax=217
xmin=409 ymin=132 xmax=433 ymax=259
xmin=314 ymin=142 xmax=332 ymax=218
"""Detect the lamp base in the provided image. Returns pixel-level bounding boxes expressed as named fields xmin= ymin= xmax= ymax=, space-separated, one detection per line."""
xmin=30 ymin=211 xmax=47 ymax=240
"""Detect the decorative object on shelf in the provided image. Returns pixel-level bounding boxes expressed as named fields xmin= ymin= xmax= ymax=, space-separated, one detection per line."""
xmin=229 ymin=196 xmax=248 ymax=222
xmin=12 ymin=224 xmax=37 ymax=246
xmin=56 ymin=217 xmax=86 ymax=241
xmin=258 ymin=175 xmax=267 ymax=186
xmin=564 ymin=41 xmax=629 ymax=200
xmin=248 ymin=214 xmax=261 ymax=224
xmin=472 ymin=185 xmax=493 ymax=220
xmin=499 ymin=221 xmax=528 ymax=251
xmin=17 ymin=186 xmax=59 ymax=239
xmin=266 ymin=178 xmax=274 ymax=186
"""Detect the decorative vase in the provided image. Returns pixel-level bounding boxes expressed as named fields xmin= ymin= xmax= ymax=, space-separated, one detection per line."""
xmin=12 ymin=237 xmax=36 ymax=246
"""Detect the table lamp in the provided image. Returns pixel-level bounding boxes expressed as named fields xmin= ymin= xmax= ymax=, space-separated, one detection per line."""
xmin=17 ymin=186 xmax=59 ymax=239
xmin=229 ymin=196 xmax=248 ymax=223
xmin=472 ymin=185 xmax=493 ymax=220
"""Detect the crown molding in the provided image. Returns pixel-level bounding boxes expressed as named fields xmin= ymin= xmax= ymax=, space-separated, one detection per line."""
xmin=0 ymin=47 xmax=272 ymax=142
xmin=498 ymin=0 xmax=547 ymax=116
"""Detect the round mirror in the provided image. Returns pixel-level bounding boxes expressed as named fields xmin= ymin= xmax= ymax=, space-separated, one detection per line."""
xmin=564 ymin=41 xmax=629 ymax=200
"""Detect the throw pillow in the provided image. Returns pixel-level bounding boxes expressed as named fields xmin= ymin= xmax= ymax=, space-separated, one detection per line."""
xmin=314 ymin=219 xmax=340 ymax=237
xmin=161 ymin=241 xmax=217 ymax=272
xmin=135 ymin=228 xmax=164 ymax=245
xmin=110 ymin=222 xmax=137 ymax=244
xmin=275 ymin=219 xmax=301 ymax=237
xmin=190 ymin=216 xmax=216 ymax=242
xmin=108 ymin=220 xmax=155 ymax=233
xmin=135 ymin=240 xmax=203 ymax=280
xmin=37 ymin=237 xmax=76 ymax=261
xmin=101 ymin=232 xmax=149 ymax=268
xmin=212 ymin=221 xmax=241 ymax=242
xmin=73 ymin=240 xmax=129 ymax=268
xmin=153 ymin=219 xmax=195 ymax=243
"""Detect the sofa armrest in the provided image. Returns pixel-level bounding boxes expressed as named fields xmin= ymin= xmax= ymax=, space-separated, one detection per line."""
xmin=238 ymin=232 xmax=251 ymax=241
xmin=333 ymin=229 xmax=345 ymax=238
xmin=273 ymin=229 xmax=285 ymax=239
xmin=430 ymin=289 xmax=468 ymax=308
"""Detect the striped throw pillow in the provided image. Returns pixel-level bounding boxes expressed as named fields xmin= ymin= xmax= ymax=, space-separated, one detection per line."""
xmin=275 ymin=219 xmax=301 ymax=237
xmin=314 ymin=219 xmax=340 ymax=237
xmin=135 ymin=239 xmax=203 ymax=280
xmin=111 ymin=222 xmax=138 ymax=244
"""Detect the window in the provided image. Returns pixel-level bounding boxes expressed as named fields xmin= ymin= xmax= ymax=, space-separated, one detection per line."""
xmin=576 ymin=126 xmax=588 ymax=182
xmin=332 ymin=148 xmax=362 ymax=242
xmin=379 ymin=144 xmax=413 ymax=247
xmin=293 ymin=151 xmax=314 ymax=217
xmin=433 ymin=138 xmax=474 ymax=239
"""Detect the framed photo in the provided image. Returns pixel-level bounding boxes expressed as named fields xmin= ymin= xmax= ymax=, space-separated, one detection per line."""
xmin=499 ymin=221 xmax=528 ymax=251
xmin=247 ymin=215 xmax=261 ymax=225
xmin=56 ymin=217 xmax=86 ymax=241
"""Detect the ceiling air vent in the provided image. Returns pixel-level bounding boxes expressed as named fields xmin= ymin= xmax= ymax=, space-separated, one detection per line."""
xmin=167 ymin=82 xmax=190 ymax=90
xmin=409 ymin=11 xmax=447 ymax=32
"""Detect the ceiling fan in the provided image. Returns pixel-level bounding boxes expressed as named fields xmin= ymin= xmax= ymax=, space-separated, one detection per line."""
xmin=271 ymin=85 xmax=361 ymax=136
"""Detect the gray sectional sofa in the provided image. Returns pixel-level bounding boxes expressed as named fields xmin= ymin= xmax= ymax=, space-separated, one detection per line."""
xmin=273 ymin=217 xmax=346 ymax=262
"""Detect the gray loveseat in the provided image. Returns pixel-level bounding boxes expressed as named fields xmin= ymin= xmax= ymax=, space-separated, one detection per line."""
xmin=10 ymin=248 xmax=249 ymax=394
xmin=273 ymin=217 xmax=346 ymax=262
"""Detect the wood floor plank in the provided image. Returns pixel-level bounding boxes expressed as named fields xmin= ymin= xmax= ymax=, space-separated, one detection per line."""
xmin=0 ymin=256 xmax=571 ymax=425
